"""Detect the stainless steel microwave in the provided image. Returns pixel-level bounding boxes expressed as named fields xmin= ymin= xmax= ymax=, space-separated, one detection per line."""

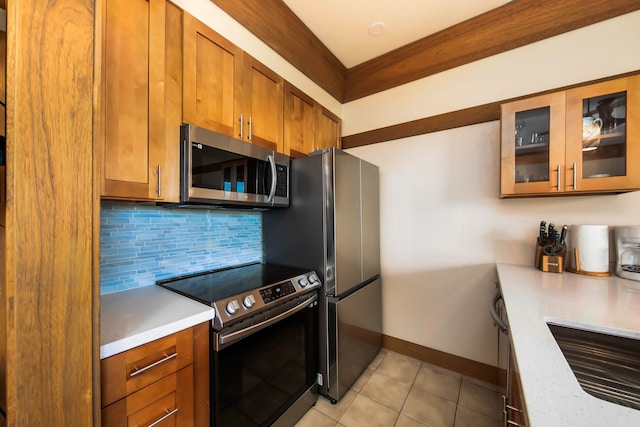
xmin=179 ymin=123 xmax=289 ymax=209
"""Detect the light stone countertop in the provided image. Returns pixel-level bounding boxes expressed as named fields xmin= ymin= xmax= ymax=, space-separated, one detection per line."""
xmin=496 ymin=263 xmax=640 ymax=427
xmin=100 ymin=285 xmax=215 ymax=359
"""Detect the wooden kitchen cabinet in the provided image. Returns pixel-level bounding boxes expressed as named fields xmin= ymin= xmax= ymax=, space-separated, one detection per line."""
xmin=500 ymin=75 xmax=640 ymax=197
xmin=283 ymin=82 xmax=342 ymax=158
xmin=101 ymin=323 xmax=210 ymax=427
xmin=183 ymin=13 xmax=284 ymax=152
xmin=98 ymin=0 xmax=166 ymax=200
xmin=284 ymin=83 xmax=315 ymax=158
xmin=564 ymin=76 xmax=640 ymax=193
xmin=182 ymin=12 xmax=242 ymax=139
xmin=242 ymin=54 xmax=284 ymax=151
xmin=314 ymin=105 xmax=342 ymax=151
xmin=506 ymin=343 xmax=529 ymax=427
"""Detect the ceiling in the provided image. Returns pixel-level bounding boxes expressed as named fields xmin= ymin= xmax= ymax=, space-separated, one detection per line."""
xmin=212 ymin=0 xmax=640 ymax=103
xmin=281 ymin=0 xmax=512 ymax=68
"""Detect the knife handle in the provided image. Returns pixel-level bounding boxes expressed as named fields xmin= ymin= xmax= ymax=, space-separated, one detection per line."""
xmin=559 ymin=225 xmax=568 ymax=245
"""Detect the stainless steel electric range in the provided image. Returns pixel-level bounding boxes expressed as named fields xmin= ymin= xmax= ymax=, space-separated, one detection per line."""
xmin=157 ymin=262 xmax=321 ymax=427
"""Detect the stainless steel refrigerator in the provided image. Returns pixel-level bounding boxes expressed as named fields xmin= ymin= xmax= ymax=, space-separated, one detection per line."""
xmin=263 ymin=148 xmax=382 ymax=403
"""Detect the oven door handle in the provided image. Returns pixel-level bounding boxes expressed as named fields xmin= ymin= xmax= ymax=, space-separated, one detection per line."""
xmin=217 ymin=294 xmax=317 ymax=350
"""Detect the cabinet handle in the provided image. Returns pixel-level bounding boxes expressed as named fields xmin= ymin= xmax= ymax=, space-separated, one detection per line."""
xmin=506 ymin=404 xmax=524 ymax=413
xmin=503 ymin=395 xmax=525 ymax=427
xmin=156 ymin=164 xmax=162 ymax=198
xmin=247 ymin=116 xmax=252 ymax=141
xmin=146 ymin=408 xmax=178 ymax=427
xmin=129 ymin=352 xmax=177 ymax=378
xmin=572 ymin=162 xmax=577 ymax=190
xmin=556 ymin=164 xmax=561 ymax=191
xmin=239 ymin=114 xmax=244 ymax=139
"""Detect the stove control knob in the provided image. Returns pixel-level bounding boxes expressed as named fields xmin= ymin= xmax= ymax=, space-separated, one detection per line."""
xmin=243 ymin=295 xmax=256 ymax=308
xmin=226 ymin=300 xmax=240 ymax=315
xmin=298 ymin=276 xmax=309 ymax=288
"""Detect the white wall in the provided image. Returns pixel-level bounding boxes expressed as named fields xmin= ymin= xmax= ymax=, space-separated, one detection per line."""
xmin=348 ymin=124 xmax=640 ymax=366
xmin=345 ymin=11 xmax=640 ymax=366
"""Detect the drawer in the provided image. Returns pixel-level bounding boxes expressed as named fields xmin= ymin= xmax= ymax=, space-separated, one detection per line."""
xmin=101 ymin=327 xmax=194 ymax=407
xmin=102 ymin=365 xmax=194 ymax=427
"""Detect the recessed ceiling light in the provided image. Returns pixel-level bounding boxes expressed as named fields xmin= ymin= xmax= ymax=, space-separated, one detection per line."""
xmin=368 ymin=21 xmax=386 ymax=37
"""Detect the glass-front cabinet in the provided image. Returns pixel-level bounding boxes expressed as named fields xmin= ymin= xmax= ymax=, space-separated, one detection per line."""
xmin=500 ymin=92 xmax=566 ymax=196
xmin=500 ymin=75 xmax=640 ymax=197
xmin=565 ymin=77 xmax=640 ymax=192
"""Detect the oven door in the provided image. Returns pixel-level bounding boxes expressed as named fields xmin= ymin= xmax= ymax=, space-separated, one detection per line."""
xmin=212 ymin=293 xmax=318 ymax=427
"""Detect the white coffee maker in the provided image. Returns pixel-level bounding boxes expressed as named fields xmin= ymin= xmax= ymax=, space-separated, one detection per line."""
xmin=615 ymin=226 xmax=640 ymax=281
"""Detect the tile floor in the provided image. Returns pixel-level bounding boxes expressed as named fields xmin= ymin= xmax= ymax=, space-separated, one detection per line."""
xmin=295 ymin=349 xmax=505 ymax=427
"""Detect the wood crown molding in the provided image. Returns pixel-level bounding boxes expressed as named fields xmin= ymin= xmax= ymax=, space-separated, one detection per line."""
xmin=344 ymin=0 xmax=640 ymax=102
xmin=211 ymin=0 xmax=640 ymax=104
xmin=210 ymin=0 xmax=347 ymax=102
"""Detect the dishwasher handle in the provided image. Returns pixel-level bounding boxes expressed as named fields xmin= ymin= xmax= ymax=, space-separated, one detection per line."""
xmin=491 ymin=292 xmax=509 ymax=335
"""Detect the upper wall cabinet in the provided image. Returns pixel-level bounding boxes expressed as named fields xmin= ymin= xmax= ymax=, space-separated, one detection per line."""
xmin=283 ymin=82 xmax=342 ymax=158
xmin=314 ymin=105 xmax=341 ymax=151
xmin=182 ymin=13 xmax=284 ymax=152
xmin=500 ymin=75 xmax=640 ymax=197
xmin=242 ymin=55 xmax=284 ymax=151
xmin=98 ymin=0 xmax=166 ymax=200
xmin=283 ymin=83 xmax=315 ymax=158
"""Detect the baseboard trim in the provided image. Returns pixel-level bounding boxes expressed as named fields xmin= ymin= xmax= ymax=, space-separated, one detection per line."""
xmin=382 ymin=334 xmax=504 ymax=386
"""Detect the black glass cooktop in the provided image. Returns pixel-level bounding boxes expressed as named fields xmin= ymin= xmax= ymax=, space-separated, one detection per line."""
xmin=156 ymin=263 xmax=312 ymax=305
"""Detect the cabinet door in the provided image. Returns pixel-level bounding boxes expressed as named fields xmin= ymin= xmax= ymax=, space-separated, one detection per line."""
xmin=102 ymin=365 xmax=194 ymax=427
xmin=183 ymin=12 xmax=242 ymax=138
xmin=314 ymin=105 xmax=341 ymax=151
xmin=101 ymin=0 xmax=165 ymax=200
xmin=565 ymin=75 xmax=640 ymax=192
xmin=101 ymin=327 xmax=194 ymax=407
xmin=283 ymin=83 xmax=315 ymax=158
xmin=243 ymin=55 xmax=284 ymax=152
xmin=500 ymin=92 xmax=566 ymax=196
xmin=507 ymin=345 xmax=528 ymax=426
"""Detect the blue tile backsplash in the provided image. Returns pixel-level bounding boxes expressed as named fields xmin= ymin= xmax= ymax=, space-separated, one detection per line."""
xmin=100 ymin=202 xmax=263 ymax=294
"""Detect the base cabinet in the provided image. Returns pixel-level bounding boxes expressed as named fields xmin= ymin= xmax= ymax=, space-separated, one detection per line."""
xmin=102 ymin=366 xmax=193 ymax=426
xmin=101 ymin=323 xmax=209 ymax=427
xmin=504 ymin=342 xmax=529 ymax=427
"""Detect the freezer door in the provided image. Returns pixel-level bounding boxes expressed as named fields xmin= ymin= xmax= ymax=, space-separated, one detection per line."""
xmin=327 ymin=277 xmax=382 ymax=401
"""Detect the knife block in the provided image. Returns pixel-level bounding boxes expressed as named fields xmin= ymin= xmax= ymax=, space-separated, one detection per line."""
xmin=535 ymin=240 xmax=567 ymax=273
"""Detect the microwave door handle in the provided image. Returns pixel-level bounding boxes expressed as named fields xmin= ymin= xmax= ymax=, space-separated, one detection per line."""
xmin=267 ymin=154 xmax=277 ymax=203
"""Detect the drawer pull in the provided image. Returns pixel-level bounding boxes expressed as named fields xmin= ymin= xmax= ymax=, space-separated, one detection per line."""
xmin=147 ymin=408 xmax=178 ymax=427
xmin=129 ymin=352 xmax=177 ymax=378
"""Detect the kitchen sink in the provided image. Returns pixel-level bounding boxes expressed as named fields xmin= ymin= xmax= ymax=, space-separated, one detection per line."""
xmin=547 ymin=323 xmax=640 ymax=410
